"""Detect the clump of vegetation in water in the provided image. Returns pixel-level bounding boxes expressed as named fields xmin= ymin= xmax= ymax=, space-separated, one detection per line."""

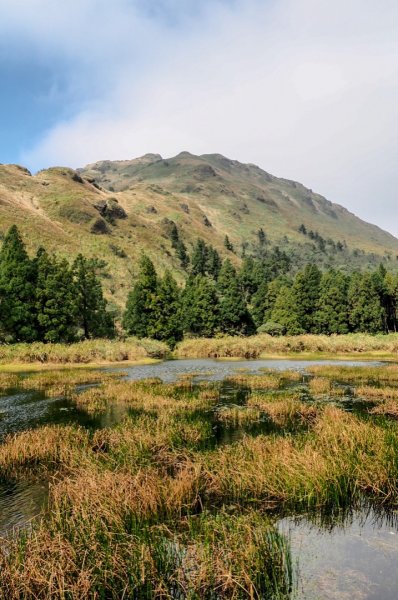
xmin=2 ymin=367 xmax=398 ymax=597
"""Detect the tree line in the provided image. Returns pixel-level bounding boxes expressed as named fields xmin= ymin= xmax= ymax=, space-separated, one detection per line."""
xmin=123 ymin=241 xmax=398 ymax=346
xmin=0 ymin=226 xmax=114 ymax=343
xmin=2 ymin=226 xmax=398 ymax=346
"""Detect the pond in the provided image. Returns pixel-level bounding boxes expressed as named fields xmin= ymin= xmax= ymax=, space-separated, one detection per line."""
xmin=0 ymin=357 xmax=396 ymax=599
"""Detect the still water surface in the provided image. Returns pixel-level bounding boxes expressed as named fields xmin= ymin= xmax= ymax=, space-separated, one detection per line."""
xmin=1 ymin=357 xmax=397 ymax=599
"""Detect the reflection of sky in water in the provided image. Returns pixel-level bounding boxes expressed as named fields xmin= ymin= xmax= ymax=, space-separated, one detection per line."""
xmin=118 ymin=358 xmax=383 ymax=383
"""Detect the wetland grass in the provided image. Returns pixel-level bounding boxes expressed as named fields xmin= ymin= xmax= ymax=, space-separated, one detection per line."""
xmin=0 ymin=337 xmax=169 ymax=367
xmin=2 ymin=363 xmax=398 ymax=597
xmin=175 ymin=333 xmax=398 ymax=359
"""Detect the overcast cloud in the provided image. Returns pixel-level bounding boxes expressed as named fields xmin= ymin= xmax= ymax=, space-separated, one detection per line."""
xmin=2 ymin=0 xmax=398 ymax=235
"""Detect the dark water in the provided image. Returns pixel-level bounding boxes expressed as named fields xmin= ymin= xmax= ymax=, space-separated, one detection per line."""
xmin=0 ymin=358 xmax=396 ymax=599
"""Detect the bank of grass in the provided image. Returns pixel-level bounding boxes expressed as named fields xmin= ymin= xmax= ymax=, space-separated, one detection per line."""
xmin=175 ymin=333 xmax=398 ymax=360
xmin=0 ymin=337 xmax=169 ymax=367
xmin=3 ymin=370 xmax=398 ymax=597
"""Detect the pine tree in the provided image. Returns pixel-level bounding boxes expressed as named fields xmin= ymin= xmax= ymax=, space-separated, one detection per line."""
xmin=35 ymin=250 xmax=77 ymax=342
xmin=175 ymin=239 xmax=189 ymax=269
xmin=239 ymin=258 xmax=259 ymax=301
xmin=169 ymin=223 xmax=179 ymax=248
xmin=314 ymin=270 xmax=349 ymax=334
xmin=348 ymin=272 xmax=384 ymax=333
xmin=292 ymin=264 xmax=322 ymax=332
xmin=257 ymin=228 xmax=267 ymax=246
xmin=384 ymin=272 xmax=398 ymax=332
xmin=0 ymin=225 xmax=37 ymax=342
xmin=182 ymin=275 xmax=219 ymax=337
xmin=271 ymin=284 xmax=304 ymax=335
xmin=206 ymin=246 xmax=222 ymax=279
xmin=169 ymin=223 xmax=189 ymax=269
xmin=151 ymin=270 xmax=182 ymax=347
xmin=250 ymin=281 xmax=269 ymax=328
xmin=72 ymin=254 xmax=115 ymax=338
xmin=191 ymin=239 xmax=208 ymax=276
xmin=224 ymin=235 xmax=234 ymax=252
xmin=218 ymin=260 xmax=254 ymax=335
xmin=123 ymin=255 xmax=157 ymax=337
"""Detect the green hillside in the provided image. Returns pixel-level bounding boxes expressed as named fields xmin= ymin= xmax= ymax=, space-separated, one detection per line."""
xmin=1 ymin=152 xmax=397 ymax=314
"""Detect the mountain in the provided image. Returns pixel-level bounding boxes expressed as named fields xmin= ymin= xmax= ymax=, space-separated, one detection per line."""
xmin=0 ymin=152 xmax=397 ymax=312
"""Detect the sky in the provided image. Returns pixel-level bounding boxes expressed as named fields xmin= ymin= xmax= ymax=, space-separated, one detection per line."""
xmin=2 ymin=0 xmax=398 ymax=235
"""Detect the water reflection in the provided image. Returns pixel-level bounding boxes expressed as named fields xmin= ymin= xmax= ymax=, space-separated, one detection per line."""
xmin=120 ymin=358 xmax=383 ymax=383
xmin=0 ymin=479 xmax=48 ymax=537
xmin=0 ymin=356 xmax=397 ymax=598
xmin=278 ymin=503 xmax=398 ymax=600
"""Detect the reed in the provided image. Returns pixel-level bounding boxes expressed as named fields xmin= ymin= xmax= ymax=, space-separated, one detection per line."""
xmin=370 ymin=401 xmax=398 ymax=418
xmin=357 ymin=385 xmax=398 ymax=400
xmin=0 ymin=373 xmax=19 ymax=390
xmin=0 ymin=425 xmax=91 ymax=478
xmin=175 ymin=333 xmax=398 ymax=359
xmin=0 ymin=337 xmax=169 ymax=366
xmin=2 ymin=370 xmax=398 ymax=597
xmin=226 ymin=373 xmax=281 ymax=390
xmin=18 ymin=369 xmax=125 ymax=399
xmin=247 ymin=394 xmax=317 ymax=427
xmin=309 ymin=377 xmax=331 ymax=395
xmin=308 ymin=364 xmax=398 ymax=383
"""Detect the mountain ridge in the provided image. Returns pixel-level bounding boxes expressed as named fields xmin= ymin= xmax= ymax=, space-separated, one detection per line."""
xmin=1 ymin=151 xmax=398 ymax=313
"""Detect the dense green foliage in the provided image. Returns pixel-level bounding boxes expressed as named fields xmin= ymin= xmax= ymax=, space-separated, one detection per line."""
xmin=125 ymin=239 xmax=398 ymax=340
xmin=0 ymin=226 xmax=114 ymax=343
xmin=3 ymin=225 xmax=398 ymax=345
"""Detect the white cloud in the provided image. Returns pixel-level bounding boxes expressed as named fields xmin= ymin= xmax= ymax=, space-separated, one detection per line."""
xmin=7 ymin=0 xmax=398 ymax=235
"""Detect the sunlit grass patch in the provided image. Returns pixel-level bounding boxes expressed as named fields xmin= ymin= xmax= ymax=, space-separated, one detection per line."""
xmin=0 ymin=373 xmax=19 ymax=391
xmin=369 ymin=401 xmax=398 ymax=418
xmin=309 ymin=376 xmax=331 ymax=395
xmin=308 ymin=364 xmax=398 ymax=383
xmin=357 ymin=385 xmax=398 ymax=400
xmin=0 ymin=338 xmax=169 ymax=366
xmin=247 ymin=394 xmax=317 ymax=427
xmin=226 ymin=373 xmax=281 ymax=390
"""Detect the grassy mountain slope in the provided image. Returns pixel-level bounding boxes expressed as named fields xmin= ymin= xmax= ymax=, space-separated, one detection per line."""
xmin=81 ymin=151 xmax=398 ymax=256
xmin=0 ymin=153 xmax=397 ymax=313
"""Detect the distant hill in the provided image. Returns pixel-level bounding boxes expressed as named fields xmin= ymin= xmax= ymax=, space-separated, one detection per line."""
xmin=1 ymin=152 xmax=397 ymax=313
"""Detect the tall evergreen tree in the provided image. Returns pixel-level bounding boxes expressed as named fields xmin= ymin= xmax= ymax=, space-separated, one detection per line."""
xmin=0 ymin=225 xmax=37 ymax=342
xmin=123 ymin=255 xmax=158 ymax=337
xmin=348 ymin=272 xmax=384 ymax=333
xmin=384 ymin=272 xmax=398 ymax=332
xmin=314 ymin=270 xmax=349 ymax=334
xmin=35 ymin=250 xmax=77 ymax=342
xmin=191 ymin=239 xmax=208 ymax=276
xmin=224 ymin=235 xmax=234 ymax=252
xmin=271 ymin=284 xmax=304 ymax=335
xmin=251 ymin=281 xmax=269 ymax=328
xmin=72 ymin=254 xmax=115 ymax=338
xmin=182 ymin=275 xmax=219 ymax=337
xmin=292 ymin=264 xmax=322 ymax=333
xmin=151 ymin=270 xmax=182 ymax=347
xmin=175 ymin=239 xmax=189 ymax=269
xmin=206 ymin=246 xmax=222 ymax=279
xmin=217 ymin=260 xmax=254 ymax=335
